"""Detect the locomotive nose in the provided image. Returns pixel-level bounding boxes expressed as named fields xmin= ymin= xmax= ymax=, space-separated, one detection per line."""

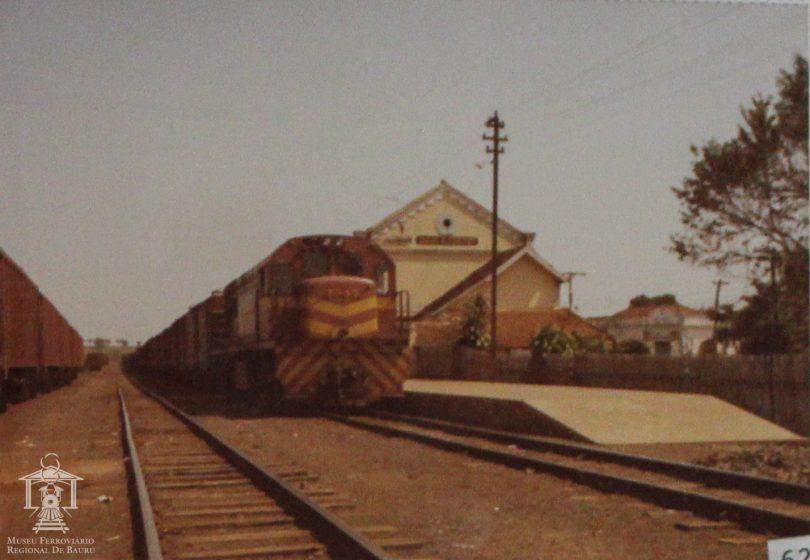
xmin=301 ymin=276 xmax=379 ymax=339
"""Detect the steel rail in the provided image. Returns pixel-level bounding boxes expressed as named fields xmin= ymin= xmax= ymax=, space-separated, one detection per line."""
xmin=126 ymin=382 xmax=397 ymax=560
xmin=118 ymin=387 xmax=164 ymax=560
xmin=368 ymin=409 xmax=810 ymax=504
xmin=329 ymin=413 xmax=810 ymax=537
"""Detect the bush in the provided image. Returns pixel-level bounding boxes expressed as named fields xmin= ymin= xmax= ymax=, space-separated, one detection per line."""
xmin=573 ymin=332 xmax=608 ymax=354
xmin=84 ymin=352 xmax=110 ymax=372
xmin=613 ymin=339 xmax=650 ymax=355
xmin=531 ymin=327 xmax=578 ymax=357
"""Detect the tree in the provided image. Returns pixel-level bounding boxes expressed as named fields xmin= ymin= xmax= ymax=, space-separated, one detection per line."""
xmin=458 ymin=295 xmax=490 ymax=349
xmin=728 ymin=282 xmax=792 ymax=354
xmin=92 ymin=338 xmax=110 ymax=350
xmin=629 ymin=294 xmax=677 ymax=307
xmin=671 ymin=55 xmax=808 ymax=352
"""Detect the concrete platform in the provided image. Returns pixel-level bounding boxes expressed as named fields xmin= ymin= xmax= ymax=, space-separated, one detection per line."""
xmin=403 ymin=380 xmax=803 ymax=445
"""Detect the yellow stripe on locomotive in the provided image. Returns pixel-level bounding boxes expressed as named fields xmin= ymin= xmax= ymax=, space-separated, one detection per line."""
xmin=300 ymin=276 xmax=387 ymax=339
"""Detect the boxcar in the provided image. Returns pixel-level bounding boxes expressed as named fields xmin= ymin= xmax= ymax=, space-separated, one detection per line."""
xmin=0 ymin=248 xmax=83 ymax=410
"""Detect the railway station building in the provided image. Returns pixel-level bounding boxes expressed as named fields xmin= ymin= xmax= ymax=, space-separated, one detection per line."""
xmin=360 ymin=181 xmax=603 ymax=347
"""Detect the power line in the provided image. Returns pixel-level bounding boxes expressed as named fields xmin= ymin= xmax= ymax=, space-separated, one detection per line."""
xmin=517 ymin=5 xmax=738 ymax=108
xmin=535 ymin=13 xmax=797 ymax=126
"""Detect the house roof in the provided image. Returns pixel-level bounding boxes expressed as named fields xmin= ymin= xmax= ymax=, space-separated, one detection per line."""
xmin=366 ymin=180 xmax=534 ymax=246
xmin=415 ymin=244 xmax=563 ymax=319
xmin=497 ymin=309 xmax=610 ymax=348
xmin=612 ymin=303 xmax=708 ymax=321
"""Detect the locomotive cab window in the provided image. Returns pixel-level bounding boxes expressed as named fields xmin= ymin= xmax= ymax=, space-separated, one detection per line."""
xmin=302 ymin=250 xmax=329 ymax=278
xmin=337 ymin=252 xmax=363 ymax=276
xmin=269 ymin=263 xmax=293 ymax=295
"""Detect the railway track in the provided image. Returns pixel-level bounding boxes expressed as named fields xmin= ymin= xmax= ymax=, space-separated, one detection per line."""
xmin=331 ymin=410 xmax=810 ymax=538
xmin=118 ymin=384 xmax=439 ymax=560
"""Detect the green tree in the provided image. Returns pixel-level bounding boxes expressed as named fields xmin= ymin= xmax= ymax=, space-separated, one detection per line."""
xmin=670 ymin=55 xmax=808 ymax=352
xmin=629 ymin=294 xmax=677 ymax=307
xmin=458 ymin=295 xmax=490 ymax=349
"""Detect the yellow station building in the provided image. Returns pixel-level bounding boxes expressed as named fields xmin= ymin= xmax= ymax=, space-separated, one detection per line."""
xmin=361 ymin=181 xmax=565 ymax=341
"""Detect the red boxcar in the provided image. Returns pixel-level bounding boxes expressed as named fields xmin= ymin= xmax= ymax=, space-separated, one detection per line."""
xmin=0 ymin=248 xmax=83 ymax=410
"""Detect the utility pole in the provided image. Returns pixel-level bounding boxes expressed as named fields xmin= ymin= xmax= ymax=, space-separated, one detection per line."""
xmin=483 ymin=112 xmax=507 ymax=356
xmin=712 ymin=278 xmax=728 ymax=338
xmin=563 ymin=272 xmax=586 ymax=310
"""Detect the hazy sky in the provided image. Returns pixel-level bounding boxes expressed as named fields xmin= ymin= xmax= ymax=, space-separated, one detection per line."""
xmin=1 ymin=1 xmax=807 ymax=343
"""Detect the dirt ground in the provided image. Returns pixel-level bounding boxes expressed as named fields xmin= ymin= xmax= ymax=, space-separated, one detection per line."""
xmin=0 ymin=369 xmax=133 ymax=559
xmin=8 ymin=366 xmax=788 ymax=560
xmin=614 ymin=441 xmax=810 ymax=485
xmin=168 ymin=394 xmax=774 ymax=560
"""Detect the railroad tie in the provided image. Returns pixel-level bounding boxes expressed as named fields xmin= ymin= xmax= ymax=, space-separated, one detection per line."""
xmin=159 ymin=514 xmax=296 ymax=532
xmin=172 ymin=542 xmax=325 ymax=560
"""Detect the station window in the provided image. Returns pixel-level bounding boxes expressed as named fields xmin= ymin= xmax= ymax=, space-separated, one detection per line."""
xmin=303 ymin=251 xmax=329 ymax=278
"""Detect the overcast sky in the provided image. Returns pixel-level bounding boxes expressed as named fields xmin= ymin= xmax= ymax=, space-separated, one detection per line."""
xmin=1 ymin=1 xmax=807 ymax=343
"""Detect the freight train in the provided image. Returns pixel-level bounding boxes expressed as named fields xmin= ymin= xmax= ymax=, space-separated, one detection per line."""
xmin=0 ymin=248 xmax=84 ymax=412
xmin=127 ymin=235 xmax=411 ymax=407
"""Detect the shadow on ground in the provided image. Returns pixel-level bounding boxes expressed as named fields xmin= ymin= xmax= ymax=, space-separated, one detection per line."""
xmin=125 ymin=370 xmax=341 ymax=420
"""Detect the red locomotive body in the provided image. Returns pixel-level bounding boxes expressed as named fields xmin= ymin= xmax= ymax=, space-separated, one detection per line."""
xmin=129 ymin=235 xmax=409 ymax=407
xmin=0 ymin=249 xmax=83 ymax=410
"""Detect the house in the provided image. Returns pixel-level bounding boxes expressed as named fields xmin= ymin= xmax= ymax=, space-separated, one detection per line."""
xmin=592 ymin=296 xmax=715 ymax=356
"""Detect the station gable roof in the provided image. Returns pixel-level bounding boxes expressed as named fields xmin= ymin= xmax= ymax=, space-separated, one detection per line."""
xmin=365 ymin=180 xmax=534 ymax=247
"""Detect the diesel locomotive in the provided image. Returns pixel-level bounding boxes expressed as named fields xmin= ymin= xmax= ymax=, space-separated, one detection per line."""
xmin=128 ymin=235 xmax=410 ymax=406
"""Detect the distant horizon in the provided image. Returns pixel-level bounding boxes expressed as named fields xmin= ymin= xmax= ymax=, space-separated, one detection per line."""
xmin=2 ymin=1 xmax=806 ymax=342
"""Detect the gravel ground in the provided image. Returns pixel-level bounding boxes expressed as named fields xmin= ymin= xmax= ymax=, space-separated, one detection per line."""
xmin=164 ymin=395 xmax=773 ymax=560
xmin=0 ymin=368 xmax=134 ymax=559
xmin=613 ymin=441 xmax=810 ymax=485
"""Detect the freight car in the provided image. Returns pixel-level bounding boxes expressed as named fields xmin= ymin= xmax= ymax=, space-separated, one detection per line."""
xmin=129 ymin=235 xmax=410 ymax=407
xmin=0 ymin=248 xmax=83 ymax=411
